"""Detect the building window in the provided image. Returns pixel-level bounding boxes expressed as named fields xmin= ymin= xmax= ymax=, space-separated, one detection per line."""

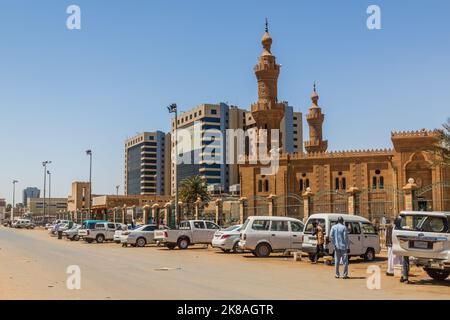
xmin=379 ymin=176 xmax=384 ymax=189
xmin=372 ymin=177 xmax=377 ymax=189
xmin=258 ymin=180 xmax=263 ymax=192
xmin=342 ymin=177 xmax=346 ymax=190
xmin=299 ymin=179 xmax=304 ymax=192
xmin=335 ymin=178 xmax=340 ymax=190
xmin=265 ymin=180 xmax=269 ymax=192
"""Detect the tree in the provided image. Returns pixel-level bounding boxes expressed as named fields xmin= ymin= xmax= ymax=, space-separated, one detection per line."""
xmin=434 ymin=118 xmax=450 ymax=166
xmin=179 ymin=175 xmax=211 ymax=206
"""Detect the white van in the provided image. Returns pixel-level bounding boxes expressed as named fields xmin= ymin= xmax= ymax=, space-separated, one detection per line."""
xmin=239 ymin=216 xmax=304 ymax=257
xmin=302 ymin=213 xmax=380 ymax=262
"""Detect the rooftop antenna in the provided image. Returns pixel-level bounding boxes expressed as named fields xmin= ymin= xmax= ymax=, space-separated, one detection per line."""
xmin=265 ymin=18 xmax=269 ymax=32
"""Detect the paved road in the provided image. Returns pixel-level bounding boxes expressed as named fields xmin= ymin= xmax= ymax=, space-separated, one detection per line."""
xmin=0 ymin=226 xmax=449 ymax=300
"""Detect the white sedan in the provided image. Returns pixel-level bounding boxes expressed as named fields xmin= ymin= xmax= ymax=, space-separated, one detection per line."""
xmin=121 ymin=224 xmax=169 ymax=247
xmin=212 ymin=224 xmax=243 ymax=253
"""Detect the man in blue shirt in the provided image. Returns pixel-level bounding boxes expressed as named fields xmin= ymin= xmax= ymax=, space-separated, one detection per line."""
xmin=330 ymin=216 xmax=350 ymax=279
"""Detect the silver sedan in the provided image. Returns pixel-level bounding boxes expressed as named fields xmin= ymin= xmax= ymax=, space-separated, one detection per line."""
xmin=121 ymin=224 xmax=168 ymax=247
xmin=212 ymin=224 xmax=243 ymax=253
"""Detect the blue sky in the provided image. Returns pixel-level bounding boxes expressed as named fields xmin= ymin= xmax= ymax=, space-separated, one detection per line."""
xmin=1 ymin=0 xmax=449 ymax=203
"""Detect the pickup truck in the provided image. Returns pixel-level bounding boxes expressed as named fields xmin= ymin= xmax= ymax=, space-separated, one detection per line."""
xmin=79 ymin=222 xmax=126 ymax=243
xmin=154 ymin=220 xmax=221 ymax=249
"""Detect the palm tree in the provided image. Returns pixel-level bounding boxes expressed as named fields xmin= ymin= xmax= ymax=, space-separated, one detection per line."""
xmin=179 ymin=175 xmax=211 ymax=205
xmin=434 ymin=118 xmax=450 ymax=166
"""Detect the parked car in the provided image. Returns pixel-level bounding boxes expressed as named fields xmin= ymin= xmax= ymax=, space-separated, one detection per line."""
xmin=46 ymin=220 xmax=71 ymax=231
xmin=113 ymin=224 xmax=140 ymax=243
xmin=154 ymin=220 xmax=221 ymax=250
xmin=212 ymin=224 xmax=243 ymax=253
xmin=393 ymin=211 xmax=450 ymax=281
xmin=63 ymin=224 xmax=81 ymax=241
xmin=12 ymin=219 xmax=35 ymax=229
xmin=239 ymin=216 xmax=304 ymax=257
xmin=121 ymin=224 xmax=169 ymax=247
xmin=79 ymin=222 xmax=126 ymax=243
xmin=302 ymin=213 xmax=381 ymax=262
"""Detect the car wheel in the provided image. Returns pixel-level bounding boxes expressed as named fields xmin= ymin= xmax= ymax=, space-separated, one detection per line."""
xmin=178 ymin=238 xmax=190 ymax=250
xmin=221 ymin=248 xmax=231 ymax=253
xmin=136 ymin=237 xmax=146 ymax=248
xmin=364 ymin=248 xmax=375 ymax=262
xmin=73 ymin=235 xmax=80 ymax=241
xmin=232 ymin=241 xmax=243 ymax=253
xmin=96 ymin=234 xmax=105 ymax=243
xmin=255 ymin=243 xmax=271 ymax=257
xmin=424 ymin=268 xmax=450 ymax=281
xmin=167 ymin=243 xmax=176 ymax=250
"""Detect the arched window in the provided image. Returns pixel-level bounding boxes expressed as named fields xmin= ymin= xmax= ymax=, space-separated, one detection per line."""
xmin=379 ymin=176 xmax=384 ymax=189
xmin=265 ymin=180 xmax=269 ymax=192
xmin=258 ymin=180 xmax=263 ymax=192
xmin=342 ymin=178 xmax=347 ymax=190
xmin=305 ymin=179 xmax=310 ymax=189
xmin=335 ymin=178 xmax=340 ymax=190
xmin=372 ymin=177 xmax=377 ymax=189
xmin=299 ymin=179 xmax=304 ymax=192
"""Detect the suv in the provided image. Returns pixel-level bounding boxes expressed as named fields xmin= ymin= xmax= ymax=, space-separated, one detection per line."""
xmin=393 ymin=211 xmax=450 ymax=281
xmin=239 ymin=216 xmax=304 ymax=257
xmin=79 ymin=222 xmax=126 ymax=243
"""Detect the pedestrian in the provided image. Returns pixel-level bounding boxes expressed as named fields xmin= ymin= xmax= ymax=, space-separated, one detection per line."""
xmin=311 ymin=221 xmax=324 ymax=264
xmin=393 ymin=215 xmax=411 ymax=284
xmin=330 ymin=216 xmax=350 ymax=279
xmin=385 ymin=218 xmax=395 ymax=276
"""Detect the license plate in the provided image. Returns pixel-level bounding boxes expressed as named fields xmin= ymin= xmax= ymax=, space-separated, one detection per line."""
xmin=413 ymin=241 xmax=429 ymax=249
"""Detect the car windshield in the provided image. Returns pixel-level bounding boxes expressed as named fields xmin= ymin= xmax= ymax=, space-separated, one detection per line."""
xmin=223 ymin=225 xmax=241 ymax=232
xmin=399 ymin=214 xmax=449 ymax=233
xmin=304 ymin=218 xmax=326 ymax=234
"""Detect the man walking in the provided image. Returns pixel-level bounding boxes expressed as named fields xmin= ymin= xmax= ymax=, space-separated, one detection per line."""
xmin=312 ymin=221 xmax=324 ymax=264
xmin=330 ymin=216 xmax=349 ymax=279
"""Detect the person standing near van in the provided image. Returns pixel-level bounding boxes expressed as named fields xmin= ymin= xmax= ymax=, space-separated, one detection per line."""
xmin=385 ymin=219 xmax=394 ymax=276
xmin=330 ymin=217 xmax=349 ymax=279
xmin=312 ymin=222 xmax=324 ymax=264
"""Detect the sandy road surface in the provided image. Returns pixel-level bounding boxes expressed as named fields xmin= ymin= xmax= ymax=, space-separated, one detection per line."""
xmin=0 ymin=226 xmax=449 ymax=300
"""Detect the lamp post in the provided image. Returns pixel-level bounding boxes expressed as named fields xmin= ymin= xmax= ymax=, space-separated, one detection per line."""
xmin=86 ymin=150 xmax=92 ymax=220
xmin=42 ymin=161 xmax=52 ymax=222
xmin=47 ymin=170 xmax=51 ymax=220
xmin=167 ymin=103 xmax=179 ymax=225
xmin=12 ymin=180 xmax=18 ymax=222
xmin=116 ymin=185 xmax=120 ymax=196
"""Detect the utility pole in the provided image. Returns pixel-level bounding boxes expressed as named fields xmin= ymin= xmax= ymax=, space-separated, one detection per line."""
xmin=167 ymin=103 xmax=178 ymax=226
xmin=47 ymin=170 xmax=51 ymax=220
xmin=86 ymin=150 xmax=92 ymax=220
xmin=42 ymin=161 xmax=51 ymax=222
xmin=12 ymin=180 xmax=18 ymax=222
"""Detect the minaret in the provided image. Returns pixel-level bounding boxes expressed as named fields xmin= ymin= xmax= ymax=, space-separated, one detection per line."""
xmin=251 ymin=19 xmax=285 ymax=149
xmin=304 ymin=83 xmax=328 ymax=153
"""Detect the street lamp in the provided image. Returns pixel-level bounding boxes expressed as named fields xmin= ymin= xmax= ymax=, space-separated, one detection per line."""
xmin=47 ymin=170 xmax=51 ymax=219
xmin=86 ymin=150 xmax=92 ymax=219
xmin=116 ymin=185 xmax=120 ymax=196
xmin=167 ymin=103 xmax=179 ymax=225
xmin=42 ymin=161 xmax=52 ymax=222
xmin=12 ymin=180 xmax=18 ymax=222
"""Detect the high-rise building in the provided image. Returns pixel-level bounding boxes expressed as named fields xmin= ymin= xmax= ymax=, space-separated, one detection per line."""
xmin=171 ymin=103 xmax=235 ymax=193
xmin=124 ymin=131 xmax=171 ymax=196
xmin=22 ymin=187 xmax=40 ymax=206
